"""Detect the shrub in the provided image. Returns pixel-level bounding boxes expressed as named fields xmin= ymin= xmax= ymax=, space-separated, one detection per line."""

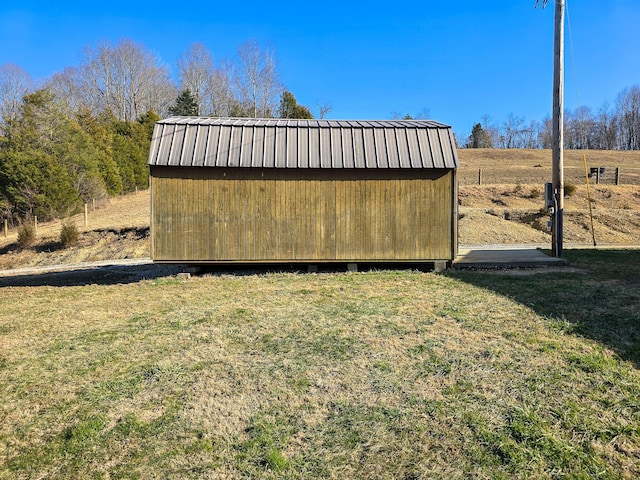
xmin=60 ymin=222 xmax=80 ymax=247
xmin=564 ymin=183 xmax=577 ymax=197
xmin=17 ymin=223 xmax=36 ymax=249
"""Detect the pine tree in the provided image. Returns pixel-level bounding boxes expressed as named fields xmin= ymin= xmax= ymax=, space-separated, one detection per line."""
xmin=278 ymin=91 xmax=313 ymax=119
xmin=168 ymin=90 xmax=199 ymax=116
xmin=468 ymin=123 xmax=493 ymax=148
xmin=0 ymin=88 xmax=84 ymax=220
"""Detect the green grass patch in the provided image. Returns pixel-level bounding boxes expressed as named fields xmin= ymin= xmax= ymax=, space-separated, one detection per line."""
xmin=1 ymin=250 xmax=639 ymax=478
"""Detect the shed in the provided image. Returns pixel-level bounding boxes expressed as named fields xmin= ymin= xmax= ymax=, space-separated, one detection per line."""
xmin=147 ymin=117 xmax=459 ymax=265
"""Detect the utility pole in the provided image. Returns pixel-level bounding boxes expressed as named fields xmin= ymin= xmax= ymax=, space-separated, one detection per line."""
xmin=537 ymin=0 xmax=565 ymax=257
xmin=551 ymin=0 xmax=565 ymax=257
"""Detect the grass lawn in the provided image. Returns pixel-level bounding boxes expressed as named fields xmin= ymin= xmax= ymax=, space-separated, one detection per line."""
xmin=1 ymin=250 xmax=639 ymax=479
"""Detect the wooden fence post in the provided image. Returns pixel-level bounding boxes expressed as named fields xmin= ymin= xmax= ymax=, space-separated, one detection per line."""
xmin=595 ymin=169 xmax=600 ymax=185
xmin=615 ymin=167 xmax=621 ymax=185
xmin=84 ymin=204 xmax=89 ymax=227
xmin=478 ymin=168 xmax=483 ymax=186
xmin=34 ymin=216 xmax=38 ymax=232
xmin=3 ymin=219 xmax=7 ymax=238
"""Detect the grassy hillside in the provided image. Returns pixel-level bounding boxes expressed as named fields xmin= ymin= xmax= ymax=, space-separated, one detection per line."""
xmin=457 ymin=148 xmax=640 ymax=245
xmin=0 ymin=192 xmax=150 ymax=270
xmin=459 ymin=183 xmax=640 ymax=245
xmin=458 ymin=148 xmax=640 ymax=186
xmin=1 ymin=250 xmax=639 ymax=478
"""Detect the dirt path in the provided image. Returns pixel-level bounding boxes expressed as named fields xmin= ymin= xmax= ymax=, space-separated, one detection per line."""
xmin=0 ymin=258 xmax=184 ymax=287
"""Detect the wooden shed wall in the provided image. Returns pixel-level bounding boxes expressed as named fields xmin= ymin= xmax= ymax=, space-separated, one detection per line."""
xmin=150 ymin=167 xmax=457 ymax=263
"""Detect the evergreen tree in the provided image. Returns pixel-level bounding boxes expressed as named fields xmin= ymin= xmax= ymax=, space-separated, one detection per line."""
xmin=0 ymin=89 xmax=159 ymax=221
xmin=168 ymin=90 xmax=199 ymax=116
xmin=468 ymin=123 xmax=493 ymax=148
xmin=278 ymin=91 xmax=313 ymax=119
xmin=0 ymin=148 xmax=79 ymax=220
xmin=0 ymin=88 xmax=86 ymax=220
xmin=76 ymin=110 xmax=122 ymax=195
xmin=109 ymin=111 xmax=159 ymax=192
xmin=228 ymin=101 xmax=253 ymax=117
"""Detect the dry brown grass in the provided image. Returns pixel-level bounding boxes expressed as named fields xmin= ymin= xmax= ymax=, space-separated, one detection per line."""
xmin=459 ymin=183 xmax=640 ymax=245
xmin=456 ymin=150 xmax=640 ymax=246
xmin=458 ymin=148 xmax=640 ymax=185
xmin=0 ymin=191 xmax=148 ymax=245
xmin=0 ymin=192 xmax=150 ymax=270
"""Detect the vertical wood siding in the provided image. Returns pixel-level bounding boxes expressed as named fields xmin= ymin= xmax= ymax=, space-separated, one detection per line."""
xmin=151 ymin=167 xmax=455 ymax=262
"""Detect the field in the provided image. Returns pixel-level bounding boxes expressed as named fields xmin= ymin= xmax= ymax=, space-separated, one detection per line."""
xmin=457 ymin=149 xmax=640 ymax=186
xmin=1 ymin=250 xmax=639 ymax=478
xmin=457 ymin=149 xmax=640 ymax=246
xmin=1 ymin=149 xmax=639 ymax=478
xmin=0 ymin=193 xmax=151 ymax=270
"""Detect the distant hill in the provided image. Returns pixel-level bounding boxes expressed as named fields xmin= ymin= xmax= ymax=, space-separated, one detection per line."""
xmin=458 ymin=149 xmax=640 ymax=186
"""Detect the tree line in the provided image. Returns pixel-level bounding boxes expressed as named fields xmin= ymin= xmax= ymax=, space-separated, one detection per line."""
xmin=1 ymin=36 xmax=637 ymax=224
xmin=464 ymin=85 xmax=640 ymax=150
xmin=0 ymin=39 xmax=315 ymax=224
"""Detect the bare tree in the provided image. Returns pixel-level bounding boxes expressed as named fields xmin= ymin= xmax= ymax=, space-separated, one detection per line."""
xmin=235 ymin=40 xmax=283 ymax=118
xmin=177 ymin=43 xmax=214 ymax=115
xmin=80 ymin=39 xmax=176 ymax=121
xmin=480 ymin=114 xmax=500 ymax=147
xmin=414 ymin=107 xmax=431 ymax=120
xmin=616 ymin=85 xmax=640 ymax=150
xmin=390 ymin=108 xmax=430 ymax=121
xmin=144 ymin=62 xmax=176 ymax=119
xmin=317 ymin=101 xmax=332 ymax=119
xmin=80 ymin=42 xmax=117 ymax=117
xmin=537 ymin=116 xmax=552 ymax=148
xmin=0 ymin=63 xmax=33 ymax=135
xmin=522 ymin=120 xmax=542 ymax=149
xmin=177 ymin=43 xmax=238 ymax=117
xmin=500 ymin=113 xmax=526 ymax=148
xmin=208 ymin=61 xmax=238 ymax=116
xmin=595 ymin=102 xmax=618 ymax=150
xmin=46 ymin=66 xmax=90 ymax=116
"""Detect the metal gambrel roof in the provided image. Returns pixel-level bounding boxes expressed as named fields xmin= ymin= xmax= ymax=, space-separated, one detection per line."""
xmin=148 ymin=117 xmax=458 ymax=169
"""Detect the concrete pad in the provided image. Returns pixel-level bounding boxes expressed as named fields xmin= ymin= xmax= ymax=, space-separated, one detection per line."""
xmin=454 ymin=247 xmax=568 ymax=269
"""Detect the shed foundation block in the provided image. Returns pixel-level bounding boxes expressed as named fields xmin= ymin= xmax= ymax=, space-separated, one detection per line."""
xmin=433 ymin=260 xmax=447 ymax=273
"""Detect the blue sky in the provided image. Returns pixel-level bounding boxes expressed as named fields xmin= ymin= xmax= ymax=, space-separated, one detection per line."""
xmin=1 ymin=1 xmax=638 ymax=137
